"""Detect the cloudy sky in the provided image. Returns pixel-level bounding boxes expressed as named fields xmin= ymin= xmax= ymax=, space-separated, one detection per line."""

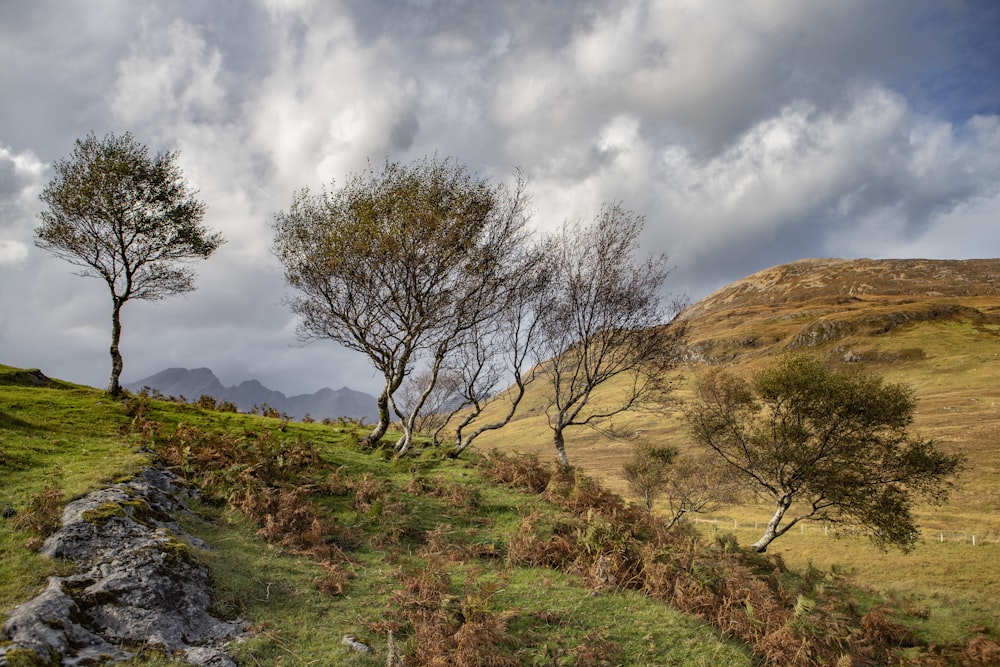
xmin=1 ymin=0 xmax=999 ymax=396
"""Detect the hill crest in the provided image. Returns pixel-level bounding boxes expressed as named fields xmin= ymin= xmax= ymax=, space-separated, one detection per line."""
xmin=682 ymin=257 xmax=1000 ymax=322
xmin=677 ymin=258 xmax=1000 ymax=365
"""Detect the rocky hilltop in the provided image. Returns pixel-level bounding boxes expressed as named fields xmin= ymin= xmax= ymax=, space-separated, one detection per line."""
xmin=678 ymin=257 xmax=1000 ymax=365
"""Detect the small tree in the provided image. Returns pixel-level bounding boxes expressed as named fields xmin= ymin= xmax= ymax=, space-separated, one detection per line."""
xmin=686 ymin=355 xmax=964 ymax=552
xmin=537 ymin=202 xmax=686 ymax=467
xmin=620 ymin=441 xmax=677 ymax=514
xmin=660 ymin=453 xmax=741 ymax=529
xmin=35 ymin=132 xmax=223 ymax=396
xmin=397 ymin=367 xmax=464 ymax=441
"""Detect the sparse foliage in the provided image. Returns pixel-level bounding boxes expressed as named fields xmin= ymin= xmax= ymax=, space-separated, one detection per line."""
xmin=35 ymin=132 xmax=222 ymax=395
xmin=660 ymin=452 xmax=742 ymax=529
xmin=620 ymin=440 xmax=677 ymax=514
xmin=536 ymin=203 xmax=686 ymax=466
xmin=447 ymin=242 xmax=550 ymax=458
xmin=686 ymin=355 xmax=964 ymax=552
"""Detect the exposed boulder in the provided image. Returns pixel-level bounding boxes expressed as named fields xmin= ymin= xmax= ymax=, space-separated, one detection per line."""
xmin=0 ymin=468 xmax=242 ymax=666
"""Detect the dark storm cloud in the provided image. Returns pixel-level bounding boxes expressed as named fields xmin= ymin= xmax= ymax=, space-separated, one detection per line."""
xmin=1 ymin=0 xmax=998 ymax=394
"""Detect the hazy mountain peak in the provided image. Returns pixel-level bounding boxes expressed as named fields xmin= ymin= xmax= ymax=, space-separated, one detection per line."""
xmin=124 ymin=368 xmax=377 ymax=423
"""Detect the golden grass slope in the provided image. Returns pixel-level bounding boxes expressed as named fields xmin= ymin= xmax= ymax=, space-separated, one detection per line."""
xmin=474 ymin=257 xmax=1000 ymax=524
xmin=470 ymin=256 xmax=1000 ymax=641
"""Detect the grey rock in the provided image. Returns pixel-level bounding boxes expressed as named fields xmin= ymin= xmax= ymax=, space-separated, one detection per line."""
xmin=0 ymin=468 xmax=243 ymax=666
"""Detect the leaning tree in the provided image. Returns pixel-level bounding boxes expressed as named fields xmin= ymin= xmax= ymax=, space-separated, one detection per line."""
xmin=35 ymin=132 xmax=223 ymax=396
xmin=443 ymin=241 xmax=551 ymax=458
xmin=272 ymin=157 xmax=532 ymax=453
xmin=686 ymin=354 xmax=964 ymax=552
xmin=536 ymin=202 xmax=687 ymax=467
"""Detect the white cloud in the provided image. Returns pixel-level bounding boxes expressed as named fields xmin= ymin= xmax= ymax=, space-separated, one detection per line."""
xmin=0 ymin=145 xmax=48 ymax=257
xmin=244 ymin=3 xmax=424 ymax=195
xmin=1 ymin=0 xmax=998 ymax=394
xmin=0 ymin=240 xmax=28 ymax=266
xmin=108 ymin=12 xmax=227 ymax=129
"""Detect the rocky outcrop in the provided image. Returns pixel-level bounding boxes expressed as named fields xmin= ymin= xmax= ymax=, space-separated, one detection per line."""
xmin=0 ymin=469 xmax=242 ymax=666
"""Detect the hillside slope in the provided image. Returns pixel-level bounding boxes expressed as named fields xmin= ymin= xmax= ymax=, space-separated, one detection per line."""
xmin=680 ymin=257 xmax=1000 ymax=366
xmin=473 ymin=257 xmax=1000 ymax=521
xmin=464 ymin=257 xmax=1000 ymax=645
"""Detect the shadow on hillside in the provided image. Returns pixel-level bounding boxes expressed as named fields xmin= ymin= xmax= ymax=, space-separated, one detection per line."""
xmin=0 ymin=409 xmax=45 ymax=433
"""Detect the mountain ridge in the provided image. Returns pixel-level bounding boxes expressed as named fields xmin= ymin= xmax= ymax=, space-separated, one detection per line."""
xmin=124 ymin=367 xmax=378 ymax=423
xmin=676 ymin=257 xmax=1000 ymax=366
xmin=682 ymin=257 xmax=1000 ymax=321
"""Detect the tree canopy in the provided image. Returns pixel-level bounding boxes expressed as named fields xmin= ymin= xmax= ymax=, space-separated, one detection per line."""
xmin=272 ymin=157 xmax=532 ymax=453
xmin=35 ymin=132 xmax=223 ymax=395
xmin=686 ymin=355 xmax=964 ymax=552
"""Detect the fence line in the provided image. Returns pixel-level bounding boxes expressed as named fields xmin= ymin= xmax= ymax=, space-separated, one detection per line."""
xmin=689 ymin=517 xmax=1000 ymax=546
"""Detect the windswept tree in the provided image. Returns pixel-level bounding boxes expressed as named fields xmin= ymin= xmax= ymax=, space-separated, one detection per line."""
xmin=272 ymin=158 xmax=532 ymax=453
xmin=35 ymin=132 xmax=223 ymax=396
xmin=536 ymin=203 xmax=687 ymax=467
xmin=445 ymin=241 xmax=550 ymax=458
xmin=686 ymin=355 xmax=964 ymax=552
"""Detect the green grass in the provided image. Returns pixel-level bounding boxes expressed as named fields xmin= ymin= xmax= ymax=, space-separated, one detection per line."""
xmin=1 ymin=367 xmax=754 ymax=665
xmin=0 ymin=365 xmax=152 ymax=611
xmin=181 ymin=505 xmax=751 ymax=666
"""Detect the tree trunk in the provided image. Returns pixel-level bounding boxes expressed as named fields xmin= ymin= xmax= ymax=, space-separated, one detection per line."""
xmin=394 ymin=428 xmax=413 ymax=456
xmin=394 ymin=406 xmax=418 ymax=456
xmin=665 ymin=509 xmax=687 ymax=530
xmin=363 ymin=388 xmax=391 ymax=447
xmin=451 ymin=374 xmax=529 ymax=459
xmin=107 ymin=299 xmax=124 ymax=396
xmin=751 ymin=494 xmax=793 ymax=552
xmin=395 ymin=347 xmax=446 ymax=457
xmin=553 ymin=425 xmax=570 ymax=468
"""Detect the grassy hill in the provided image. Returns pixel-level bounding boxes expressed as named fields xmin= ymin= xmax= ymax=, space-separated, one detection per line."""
xmin=3 ymin=258 xmax=999 ymax=664
xmin=469 ymin=257 xmax=1000 ymax=647
xmin=4 ymin=360 xmax=998 ymax=664
xmin=0 ymin=364 xmax=750 ymax=665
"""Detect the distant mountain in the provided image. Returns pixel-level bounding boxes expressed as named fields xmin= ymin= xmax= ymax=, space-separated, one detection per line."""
xmin=124 ymin=368 xmax=379 ymax=423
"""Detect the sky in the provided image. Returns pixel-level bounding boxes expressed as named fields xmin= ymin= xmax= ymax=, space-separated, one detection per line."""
xmin=1 ymin=0 xmax=999 ymax=397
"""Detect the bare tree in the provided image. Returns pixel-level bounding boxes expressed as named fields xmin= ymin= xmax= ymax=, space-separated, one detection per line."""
xmin=34 ymin=132 xmax=223 ymax=396
xmin=446 ymin=246 xmax=550 ymax=458
xmin=660 ymin=453 xmax=741 ymax=529
xmin=536 ymin=203 xmax=686 ymax=467
xmin=272 ymin=158 xmax=531 ymax=453
xmin=397 ymin=368 xmax=464 ymax=441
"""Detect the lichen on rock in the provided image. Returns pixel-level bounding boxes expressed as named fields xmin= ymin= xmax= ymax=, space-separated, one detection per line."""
xmin=0 ymin=468 xmax=243 ymax=666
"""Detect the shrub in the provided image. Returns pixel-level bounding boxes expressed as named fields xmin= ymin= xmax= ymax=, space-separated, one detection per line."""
xmin=13 ymin=480 xmax=64 ymax=538
xmin=384 ymin=558 xmax=523 ymax=666
xmin=480 ymin=450 xmax=552 ymax=493
xmin=195 ymin=394 xmax=218 ymax=410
